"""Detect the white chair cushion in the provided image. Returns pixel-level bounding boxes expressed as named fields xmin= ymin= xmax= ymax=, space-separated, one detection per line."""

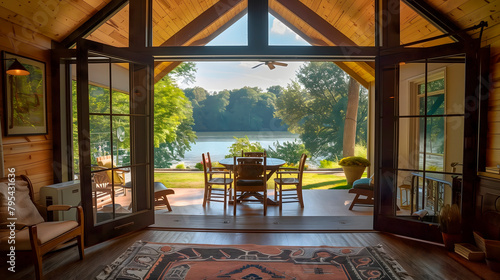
xmin=0 ymin=221 xmax=79 ymax=251
xmin=0 ymin=181 xmax=44 ymax=226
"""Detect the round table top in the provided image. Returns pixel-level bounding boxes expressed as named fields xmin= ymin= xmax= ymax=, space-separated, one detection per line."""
xmin=218 ymin=157 xmax=286 ymax=168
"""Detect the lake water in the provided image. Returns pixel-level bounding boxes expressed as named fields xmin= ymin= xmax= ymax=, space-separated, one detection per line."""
xmin=172 ymin=131 xmax=301 ymax=168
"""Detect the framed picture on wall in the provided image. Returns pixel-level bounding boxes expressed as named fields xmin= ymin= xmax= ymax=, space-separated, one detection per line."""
xmin=2 ymin=51 xmax=47 ymax=136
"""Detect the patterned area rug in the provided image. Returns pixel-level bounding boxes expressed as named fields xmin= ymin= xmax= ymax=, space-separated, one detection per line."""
xmin=96 ymin=241 xmax=413 ymax=280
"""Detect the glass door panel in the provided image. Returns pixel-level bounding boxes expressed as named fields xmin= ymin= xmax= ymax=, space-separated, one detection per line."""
xmin=375 ymin=45 xmax=475 ymax=242
xmin=77 ymin=39 xmax=153 ymax=246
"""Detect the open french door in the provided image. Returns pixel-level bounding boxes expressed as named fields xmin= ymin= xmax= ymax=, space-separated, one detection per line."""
xmin=77 ymin=39 xmax=154 ymax=246
xmin=373 ymin=41 xmax=482 ymax=243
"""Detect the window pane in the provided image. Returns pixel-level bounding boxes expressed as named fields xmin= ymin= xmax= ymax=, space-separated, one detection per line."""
xmin=426 ymin=94 xmax=445 ymax=116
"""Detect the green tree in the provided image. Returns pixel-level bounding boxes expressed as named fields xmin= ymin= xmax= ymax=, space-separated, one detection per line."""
xmin=153 ymin=64 xmax=197 ymax=168
xmin=186 ymin=85 xmax=287 ymax=132
xmin=274 ymin=62 xmax=368 ymax=160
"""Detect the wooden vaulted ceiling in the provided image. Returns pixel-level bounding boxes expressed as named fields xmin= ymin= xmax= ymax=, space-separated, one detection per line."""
xmin=0 ymin=0 xmax=497 ymax=87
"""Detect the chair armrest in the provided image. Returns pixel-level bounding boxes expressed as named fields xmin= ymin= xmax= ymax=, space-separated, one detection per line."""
xmin=115 ymin=168 xmax=130 ymax=173
xmin=47 ymin=205 xmax=73 ymax=211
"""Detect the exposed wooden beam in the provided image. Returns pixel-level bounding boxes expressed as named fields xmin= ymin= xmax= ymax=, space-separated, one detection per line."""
xmin=154 ymin=62 xmax=182 ymax=84
xmin=129 ymin=0 xmax=149 ymax=49
xmin=269 ymin=9 xmax=371 ymax=88
xmin=159 ymin=0 xmax=244 ymax=47
xmin=275 ymin=0 xmax=357 ymax=46
xmin=150 ymin=45 xmax=378 ymax=60
xmin=274 ymin=0 xmax=375 ymax=71
xmin=379 ymin=0 xmax=400 ymax=48
xmin=402 ymin=0 xmax=471 ymax=43
xmin=153 ymin=0 xmax=245 ymax=82
xmin=335 ymin=62 xmax=370 ymax=89
xmin=189 ymin=9 xmax=247 ymax=46
xmin=248 ymin=0 xmax=268 ymax=49
xmin=59 ymin=0 xmax=129 ymax=49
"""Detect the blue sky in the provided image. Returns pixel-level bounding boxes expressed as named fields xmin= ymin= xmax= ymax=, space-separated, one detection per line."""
xmin=179 ymin=14 xmax=310 ymax=93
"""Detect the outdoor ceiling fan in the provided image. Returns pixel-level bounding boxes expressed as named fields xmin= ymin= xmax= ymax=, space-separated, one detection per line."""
xmin=252 ymin=61 xmax=288 ymax=70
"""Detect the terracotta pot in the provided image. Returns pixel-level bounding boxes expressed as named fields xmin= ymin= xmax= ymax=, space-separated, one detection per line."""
xmin=442 ymin=232 xmax=461 ymax=251
xmin=342 ymin=165 xmax=367 ymax=186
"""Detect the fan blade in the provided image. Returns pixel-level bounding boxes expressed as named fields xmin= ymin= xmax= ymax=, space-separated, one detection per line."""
xmin=273 ymin=61 xmax=288 ymax=67
xmin=267 ymin=63 xmax=275 ymax=70
xmin=252 ymin=63 xmax=265 ymax=69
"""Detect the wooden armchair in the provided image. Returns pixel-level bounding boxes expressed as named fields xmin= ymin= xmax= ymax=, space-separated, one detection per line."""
xmin=233 ymin=156 xmax=267 ymax=215
xmin=0 ymin=175 xmax=84 ymax=280
xmin=274 ymin=153 xmax=307 ymax=211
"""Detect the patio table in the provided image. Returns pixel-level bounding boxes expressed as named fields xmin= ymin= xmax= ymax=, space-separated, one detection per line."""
xmin=218 ymin=157 xmax=286 ymax=206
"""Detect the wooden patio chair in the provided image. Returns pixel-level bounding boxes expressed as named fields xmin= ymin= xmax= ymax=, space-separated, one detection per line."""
xmin=242 ymin=150 xmax=266 ymax=157
xmin=202 ymin=153 xmax=233 ymax=210
xmin=91 ymin=167 xmax=115 ymax=209
xmin=233 ymin=156 xmax=268 ymax=215
xmin=274 ymin=153 xmax=307 ymax=211
xmin=0 ymin=175 xmax=84 ymax=280
xmin=206 ymin=152 xmax=231 ymax=176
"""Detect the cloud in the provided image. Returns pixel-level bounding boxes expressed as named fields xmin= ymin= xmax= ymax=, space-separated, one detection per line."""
xmin=270 ymin=18 xmax=289 ymax=35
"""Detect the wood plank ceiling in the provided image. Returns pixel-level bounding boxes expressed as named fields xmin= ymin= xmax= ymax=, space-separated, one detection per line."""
xmin=0 ymin=0 xmax=496 ymax=85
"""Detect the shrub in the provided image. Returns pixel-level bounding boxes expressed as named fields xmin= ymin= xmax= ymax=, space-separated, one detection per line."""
xmin=319 ymin=159 xmax=336 ymax=169
xmin=338 ymin=156 xmax=370 ymax=167
xmin=195 ymin=162 xmax=203 ymax=171
xmin=175 ymin=163 xmax=186 ymax=169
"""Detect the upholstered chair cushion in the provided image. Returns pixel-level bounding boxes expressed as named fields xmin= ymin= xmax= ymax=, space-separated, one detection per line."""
xmin=0 ymin=221 xmax=79 ymax=251
xmin=352 ymin=178 xmax=373 ymax=190
xmin=0 ymin=181 xmax=44 ymax=226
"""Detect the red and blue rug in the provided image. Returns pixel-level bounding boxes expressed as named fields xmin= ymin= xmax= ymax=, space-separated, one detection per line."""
xmin=96 ymin=241 xmax=413 ymax=279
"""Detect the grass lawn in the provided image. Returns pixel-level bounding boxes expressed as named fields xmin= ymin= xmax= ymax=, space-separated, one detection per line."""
xmin=154 ymin=172 xmax=352 ymax=190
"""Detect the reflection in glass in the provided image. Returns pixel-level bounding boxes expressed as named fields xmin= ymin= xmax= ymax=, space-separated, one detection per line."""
xmin=89 ymin=115 xmax=111 ymax=166
xmin=112 ymin=62 xmax=130 ymax=114
xmin=113 ymin=116 xmax=131 ymax=167
xmin=395 ymin=56 xmax=465 ymax=219
xmin=91 ymin=166 xmax=134 ymax=225
xmin=88 ymin=63 xmax=110 ymax=114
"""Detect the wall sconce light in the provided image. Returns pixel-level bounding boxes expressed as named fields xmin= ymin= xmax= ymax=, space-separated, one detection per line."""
xmin=3 ymin=58 xmax=30 ymax=76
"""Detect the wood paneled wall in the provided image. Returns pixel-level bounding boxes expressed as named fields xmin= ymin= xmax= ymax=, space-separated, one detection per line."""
xmin=482 ymin=7 xmax=500 ymax=167
xmin=0 ymin=17 xmax=54 ymax=201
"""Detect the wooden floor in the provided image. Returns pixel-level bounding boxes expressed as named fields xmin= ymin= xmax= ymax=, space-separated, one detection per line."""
xmin=2 ymin=229 xmax=494 ymax=280
xmin=161 ymin=188 xmax=376 ymax=216
xmin=152 ymin=188 xmax=410 ymax=230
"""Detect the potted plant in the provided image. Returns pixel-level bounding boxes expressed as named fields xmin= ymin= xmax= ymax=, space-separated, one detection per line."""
xmin=439 ymin=204 xmax=462 ymax=251
xmin=338 ymin=156 xmax=370 ymax=186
